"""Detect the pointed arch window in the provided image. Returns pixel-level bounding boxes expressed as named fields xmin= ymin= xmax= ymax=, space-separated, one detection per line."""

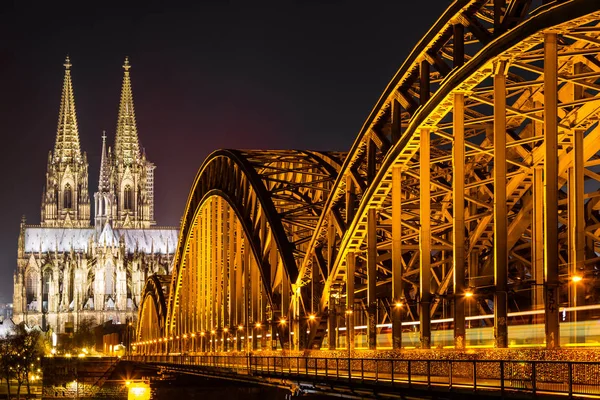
xmin=124 ymin=185 xmax=133 ymax=211
xmin=64 ymin=184 xmax=72 ymax=209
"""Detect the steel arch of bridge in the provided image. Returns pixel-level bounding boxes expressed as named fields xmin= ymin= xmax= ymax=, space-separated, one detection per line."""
xmin=143 ymin=149 xmax=342 ymax=352
xmin=136 ymin=0 xmax=600 ymax=355
xmin=137 ymin=274 xmax=170 ymax=351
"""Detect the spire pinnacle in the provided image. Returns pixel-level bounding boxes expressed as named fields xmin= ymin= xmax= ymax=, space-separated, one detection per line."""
xmin=123 ymin=56 xmax=131 ymax=71
xmin=54 ymin=56 xmax=82 ymax=163
xmin=98 ymin=131 xmax=110 ymax=192
xmin=114 ymin=57 xmax=141 ymax=165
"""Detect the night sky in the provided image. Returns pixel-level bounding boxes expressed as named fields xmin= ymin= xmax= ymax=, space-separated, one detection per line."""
xmin=0 ymin=1 xmax=449 ymax=302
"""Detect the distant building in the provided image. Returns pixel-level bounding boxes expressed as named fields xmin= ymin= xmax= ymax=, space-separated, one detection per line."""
xmin=0 ymin=303 xmax=14 ymax=322
xmin=13 ymin=57 xmax=178 ymax=333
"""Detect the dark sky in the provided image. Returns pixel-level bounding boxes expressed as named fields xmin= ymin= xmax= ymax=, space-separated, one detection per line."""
xmin=0 ymin=1 xmax=449 ymax=302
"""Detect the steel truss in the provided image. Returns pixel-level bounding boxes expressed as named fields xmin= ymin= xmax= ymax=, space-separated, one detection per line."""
xmin=136 ymin=0 xmax=600 ymax=353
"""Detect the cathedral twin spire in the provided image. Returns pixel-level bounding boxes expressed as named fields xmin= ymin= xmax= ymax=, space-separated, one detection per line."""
xmin=43 ymin=56 xmax=154 ymax=228
xmin=54 ymin=56 xmax=82 ymax=163
xmin=115 ymin=57 xmax=142 ymax=166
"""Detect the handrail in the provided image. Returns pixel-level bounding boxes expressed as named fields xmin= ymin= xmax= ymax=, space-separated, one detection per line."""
xmin=128 ymin=354 xmax=600 ymax=398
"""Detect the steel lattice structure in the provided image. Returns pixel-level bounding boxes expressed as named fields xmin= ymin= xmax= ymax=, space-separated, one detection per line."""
xmin=136 ymin=0 xmax=600 ymax=354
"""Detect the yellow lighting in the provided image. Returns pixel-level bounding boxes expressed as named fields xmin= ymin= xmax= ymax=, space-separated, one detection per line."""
xmin=129 ymin=385 xmax=150 ymax=399
xmin=211 ymin=330 xmax=216 ymax=335
xmin=572 ymin=275 xmax=583 ymax=283
xmin=345 ymin=310 xmax=353 ymax=315
xmin=65 ymin=353 xmax=72 ymax=358
xmin=255 ymin=322 xmax=261 ymax=328
xmin=125 ymin=381 xmax=131 ymax=386
xmin=395 ymin=302 xmax=403 ymax=308
xmin=170 ymin=337 xmax=174 ymax=341
xmin=223 ymin=327 xmax=228 ymax=332
xmin=279 ymin=318 xmax=287 ymax=325
xmin=238 ymin=325 xmax=243 ymax=331
xmin=308 ymin=314 xmax=316 ymax=321
xmin=465 ymin=290 xmax=474 ymax=298
xmin=183 ymin=334 xmax=188 ymax=339
xmin=176 ymin=336 xmax=180 ymax=339
xmin=191 ymin=333 xmax=196 ymax=338
xmin=78 ymin=353 xmax=86 ymax=358
xmin=200 ymin=331 xmax=205 ymax=336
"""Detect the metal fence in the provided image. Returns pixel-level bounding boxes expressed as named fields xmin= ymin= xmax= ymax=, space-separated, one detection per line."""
xmin=128 ymin=355 xmax=600 ymax=398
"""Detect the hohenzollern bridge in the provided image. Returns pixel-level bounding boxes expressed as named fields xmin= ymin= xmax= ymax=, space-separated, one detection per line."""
xmin=130 ymin=0 xmax=600 ymax=397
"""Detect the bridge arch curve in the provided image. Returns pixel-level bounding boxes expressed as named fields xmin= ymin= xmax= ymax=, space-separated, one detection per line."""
xmin=165 ymin=149 xmax=342 ymax=350
xmin=136 ymin=274 xmax=170 ymax=354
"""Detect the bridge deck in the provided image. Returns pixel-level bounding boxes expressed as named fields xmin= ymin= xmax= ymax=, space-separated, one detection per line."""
xmin=130 ymin=355 xmax=600 ymax=398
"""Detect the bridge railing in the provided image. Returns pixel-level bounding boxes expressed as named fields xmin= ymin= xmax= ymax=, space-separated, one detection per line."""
xmin=129 ymin=355 xmax=600 ymax=398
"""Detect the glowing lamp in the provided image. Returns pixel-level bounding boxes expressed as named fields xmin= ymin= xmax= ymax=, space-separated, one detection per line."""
xmin=572 ymin=275 xmax=583 ymax=283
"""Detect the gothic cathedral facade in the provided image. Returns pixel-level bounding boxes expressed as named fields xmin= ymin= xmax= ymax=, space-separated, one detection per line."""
xmin=12 ymin=57 xmax=178 ymax=333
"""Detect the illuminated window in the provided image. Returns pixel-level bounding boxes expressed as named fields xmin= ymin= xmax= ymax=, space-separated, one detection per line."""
xmin=64 ymin=184 xmax=72 ymax=209
xmin=124 ymin=185 xmax=133 ymax=210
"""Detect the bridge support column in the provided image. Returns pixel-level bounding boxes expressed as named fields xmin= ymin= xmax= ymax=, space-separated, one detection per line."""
xmin=533 ymin=166 xmax=544 ymax=312
xmin=544 ymin=31 xmax=560 ymax=349
xmin=569 ymin=132 xmax=585 ymax=340
xmin=328 ymin=293 xmax=337 ymax=350
xmin=346 ymin=252 xmax=355 ymax=350
xmin=367 ymin=207 xmax=378 ymax=350
xmin=453 ymin=92 xmax=466 ymax=349
xmin=392 ymin=165 xmax=403 ymax=350
xmin=261 ymin=324 xmax=268 ymax=350
xmin=419 ymin=128 xmax=431 ymax=349
xmin=494 ymin=61 xmax=508 ymax=348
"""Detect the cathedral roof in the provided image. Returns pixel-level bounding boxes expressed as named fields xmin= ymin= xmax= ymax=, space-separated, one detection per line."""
xmin=114 ymin=57 xmax=141 ymax=165
xmin=53 ymin=56 xmax=82 ymax=164
xmin=23 ymin=226 xmax=178 ymax=255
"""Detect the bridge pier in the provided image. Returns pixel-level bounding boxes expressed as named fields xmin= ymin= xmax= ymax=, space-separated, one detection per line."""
xmin=392 ymin=165 xmax=403 ymax=350
xmin=346 ymin=252 xmax=355 ymax=350
xmin=453 ymin=92 xmax=466 ymax=349
xmin=328 ymin=292 xmax=337 ymax=350
xmin=543 ymin=31 xmax=560 ymax=349
xmin=493 ymin=61 xmax=508 ymax=349
xmin=420 ymin=128 xmax=432 ymax=349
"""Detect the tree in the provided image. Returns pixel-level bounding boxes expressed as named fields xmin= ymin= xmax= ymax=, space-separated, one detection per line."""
xmin=73 ymin=317 xmax=96 ymax=351
xmin=0 ymin=323 xmax=45 ymax=398
xmin=0 ymin=336 xmax=15 ymax=398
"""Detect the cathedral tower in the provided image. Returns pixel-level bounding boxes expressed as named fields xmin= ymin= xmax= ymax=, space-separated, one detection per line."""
xmin=103 ymin=57 xmax=155 ymax=228
xmin=41 ymin=56 xmax=91 ymax=227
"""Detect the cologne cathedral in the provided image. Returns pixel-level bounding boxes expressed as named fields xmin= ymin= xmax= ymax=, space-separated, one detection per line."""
xmin=12 ymin=57 xmax=178 ymax=333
